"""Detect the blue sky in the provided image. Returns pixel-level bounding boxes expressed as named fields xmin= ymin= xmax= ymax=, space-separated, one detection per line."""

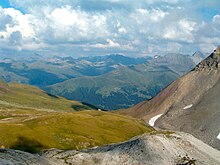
xmin=0 ymin=0 xmax=10 ymax=8
xmin=0 ymin=0 xmax=220 ymax=57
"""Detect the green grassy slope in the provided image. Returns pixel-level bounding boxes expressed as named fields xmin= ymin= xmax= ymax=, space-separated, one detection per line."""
xmin=0 ymin=110 xmax=152 ymax=153
xmin=0 ymin=80 xmax=153 ymax=153
xmin=0 ymin=80 xmax=94 ymax=111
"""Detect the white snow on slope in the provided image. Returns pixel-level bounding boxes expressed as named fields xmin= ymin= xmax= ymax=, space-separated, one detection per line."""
xmin=217 ymin=133 xmax=220 ymax=140
xmin=149 ymin=114 xmax=163 ymax=127
xmin=183 ymin=104 xmax=193 ymax=110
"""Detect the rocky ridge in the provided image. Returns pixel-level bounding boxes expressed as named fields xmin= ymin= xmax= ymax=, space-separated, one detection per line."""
xmin=119 ymin=46 xmax=220 ymax=151
xmin=0 ymin=148 xmax=61 ymax=165
xmin=194 ymin=46 xmax=220 ymax=70
xmin=1 ymin=132 xmax=220 ymax=165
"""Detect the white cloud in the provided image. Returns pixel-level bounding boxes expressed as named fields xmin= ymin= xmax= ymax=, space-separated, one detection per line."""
xmin=163 ymin=19 xmax=196 ymax=43
xmin=0 ymin=5 xmax=110 ymax=52
xmin=40 ymin=6 xmax=109 ymax=42
xmin=92 ymin=39 xmax=120 ymax=48
xmin=117 ymin=21 xmax=127 ymax=34
xmin=0 ymin=7 xmax=38 ymax=51
xmin=50 ymin=6 xmax=79 ymax=26
xmin=179 ymin=19 xmax=196 ymax=32
xmin=135 ymin=8 xmax=168 ymax=22
xmin=150 ymin=9 xmax=168 ymax=22
xmin=91 ymin=39 xmax=134 ymax=51
xmin=0 ymin=0 xmax=219 ymax=56
xmin=163 ymin=29 xmax=176 ymax=39
xmin=3 ymin=8 xmax=35 ymax=37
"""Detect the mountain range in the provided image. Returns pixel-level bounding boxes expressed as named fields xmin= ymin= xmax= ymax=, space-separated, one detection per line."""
xmin=46 ymin=52 xmax=204 ymax=109
xmin=0 ymin=54 xmax=150 ymax=86
xmin=0 ymin=52 xmax=205 ymax=109
xmin=1 ymin=48 xmax=220 ymax=165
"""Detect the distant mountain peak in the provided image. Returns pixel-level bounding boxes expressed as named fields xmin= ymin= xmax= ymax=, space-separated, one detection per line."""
xmin=194 ymin=46 xmax=220 ymax=71
xmin=191 ymin=51 xmax=205 ymax=64
xmin=192 ymin=51 xmax=203 ymax=57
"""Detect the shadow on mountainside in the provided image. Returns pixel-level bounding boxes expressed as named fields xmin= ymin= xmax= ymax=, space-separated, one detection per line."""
xmin=10 ymin=137 xmax=44 ymax=153
xmin=45 ymin=92 xmax=59 ymax=98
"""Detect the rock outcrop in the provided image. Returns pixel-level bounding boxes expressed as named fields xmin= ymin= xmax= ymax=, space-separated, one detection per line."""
xmin=194 ymin=46 xmax=220 ymax=70
xmin=0 ymin=148 xmax=60 ymax=165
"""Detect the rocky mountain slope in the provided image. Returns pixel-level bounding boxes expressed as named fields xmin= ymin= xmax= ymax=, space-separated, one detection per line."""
xmin=120 ymin=46 xmax=220 ymax=150
xmin=1 ymin=132 xmax=220 ymax=165
xmin=0 ymin=149 xmax=60 ymax=165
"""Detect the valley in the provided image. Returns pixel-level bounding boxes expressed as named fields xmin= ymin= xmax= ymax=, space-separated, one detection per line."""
xmin=0 ymin=80 xmax=152 ymax=153
xmin=1 ymin=0 xmax=220 ymax=164
xmin=0 ymin=52 xmax=204 ymax=110
xmin=1 ymin=48 xmax=220 ymax=165
xmin=2 ymin=47 xmax=220 ymax=165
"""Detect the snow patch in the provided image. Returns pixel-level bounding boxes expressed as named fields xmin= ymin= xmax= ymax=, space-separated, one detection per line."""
xmin=217 ymin=133 xmax=220 ymax=140
xmin=149 ymin=114 xmax=163 ymax=127
xmin=183 ymin=104 xmax=193 ymax=110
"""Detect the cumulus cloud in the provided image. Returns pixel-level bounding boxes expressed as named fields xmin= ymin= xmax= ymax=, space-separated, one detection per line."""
xmin=43 ymin=5 xmax=109 ymax=42
xmin=92 ymin=39 xmax=120 ymax=48
xmin=91 ymin=39 xmax=134 ymax=51
xmin=0 ymin=0 xmax=219 ymax=56
xmin=0 ymin=6 xmax=38 ymax=51
xmin=135 ymin=8 xmax=168 ymax=22
xmin=163 ymin=19 xmax=196 ymax=43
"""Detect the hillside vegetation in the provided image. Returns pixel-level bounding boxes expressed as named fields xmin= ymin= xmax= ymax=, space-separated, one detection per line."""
xmin=46 ymin=53 xmax=200 ymax=110
xmin=47 ymin=65 xmax=180 ymax=110
xmin=0 ymin=80 xmax=153 ymax=153
xmin=0 ymin=80 xmax=94 ymax=111
xmin=0 ymin=110 xmax=152 ymax=153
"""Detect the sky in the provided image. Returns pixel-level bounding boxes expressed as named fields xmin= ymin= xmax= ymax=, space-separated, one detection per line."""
xmin=0 ymin=0 xmax=220 ymax=57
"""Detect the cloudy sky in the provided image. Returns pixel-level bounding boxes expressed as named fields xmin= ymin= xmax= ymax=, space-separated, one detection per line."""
xmin=0 ymin=0 xmax=220 ymax=57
